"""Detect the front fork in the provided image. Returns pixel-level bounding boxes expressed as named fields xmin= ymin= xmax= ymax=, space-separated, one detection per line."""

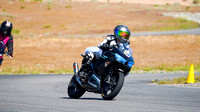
xmin=73 ymin=63 xmax=79 ymax=77
xmin=102 ymin=68 xmax=116 ymax=90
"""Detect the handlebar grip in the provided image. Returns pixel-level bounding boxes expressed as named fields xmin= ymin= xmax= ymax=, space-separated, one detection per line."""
xmin=81 ymin=53 xmax=84 ymax=57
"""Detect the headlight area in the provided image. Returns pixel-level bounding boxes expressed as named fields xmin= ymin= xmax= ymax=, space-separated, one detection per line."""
xmin=115 ymin=53 xmax=134 ymax=68
xmin=115 ymin=53 xmax=126 ymax=64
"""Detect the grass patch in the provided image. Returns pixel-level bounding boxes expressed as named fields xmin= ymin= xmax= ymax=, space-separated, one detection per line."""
xmin=0 ymin=66 xmax=73 ymax=75
xmin=20 ymin=6 xmax=26 ymax=9
xmin=47 ymin=69 xmax=73 ymax=74
xmin=43 ymin=24 xmax=52 ymax=29
xmin=0 ymin=66 xmax=33 ymax=75
xmin=31 ymin=0 xmax=43 ymax=2
xmin=0 ymin=63 xmax=199 ymax=75
xmin=185 ymin=6 xmax=191 ymax=11
xmin=153 ymin=4 xmax=159 ymax=7
xmin=152 ymin=75 xmax=200 ymax=85
xmin=60 ymin=25 xmax=65 ymax=27
xmin=65 ymin=5 xmax=72 ymax=8
xmin=0 ymin=14 xmax=14 ymax=18
xmin=12 ymin=29 xmax=20 ymax=34
xmin=132 ymin=63 xmax=200 ymax=73
xmin=156 ymin=18 xmax=200 ymax=31
xmin=21 ymin=0 xmax=43 ymax=2
xmin=47 ymin=4 xmax=51 ymax=10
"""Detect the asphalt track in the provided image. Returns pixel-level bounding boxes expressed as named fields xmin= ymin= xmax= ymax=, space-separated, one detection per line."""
xmin=0 ymin=73 xmax=200 ymax=112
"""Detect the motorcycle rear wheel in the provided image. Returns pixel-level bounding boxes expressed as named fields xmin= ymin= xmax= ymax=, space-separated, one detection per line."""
xmin=101 ymin=72 xmax=124 ymax=100
xmin=68 ymin=75 xmax=86 ymax=99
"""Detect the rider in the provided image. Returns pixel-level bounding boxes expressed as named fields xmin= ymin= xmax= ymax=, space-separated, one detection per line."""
xmin=0 ymin=21 xmax=14 ymax=66
xmin=79 ymin=25 xmax=131 ymax=79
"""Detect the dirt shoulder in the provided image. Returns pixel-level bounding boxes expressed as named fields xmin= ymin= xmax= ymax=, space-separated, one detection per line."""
xmin=2 ymin=35 xmax=200 ymax=72
xmin=0 ymin=1 xmax=200 ymax=73
xmin=0 ymin=0 xmax=200 ymax=37
xmin=73 ymin=0 xmax=195 ymax=6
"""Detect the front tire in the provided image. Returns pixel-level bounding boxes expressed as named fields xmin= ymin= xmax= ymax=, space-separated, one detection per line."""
xmin=68 ymin=75 xmax=86 ymax=99
xmin=101 ymin=72 xmax=124 ymax=100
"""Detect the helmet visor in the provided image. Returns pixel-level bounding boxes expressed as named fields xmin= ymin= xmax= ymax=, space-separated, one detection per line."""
xmin=115 ymin=29 xmax=130 ymax=39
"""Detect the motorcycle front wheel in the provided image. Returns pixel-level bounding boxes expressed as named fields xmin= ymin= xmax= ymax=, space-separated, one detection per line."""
xmin=68 ymin=75 xmax=86 ymax=99
xmin=101 ymin=72 xmax=124 ymax=100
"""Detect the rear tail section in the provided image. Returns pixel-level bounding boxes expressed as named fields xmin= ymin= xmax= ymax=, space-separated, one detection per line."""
xmin=73 ymin=63 xmax=79 ymax=77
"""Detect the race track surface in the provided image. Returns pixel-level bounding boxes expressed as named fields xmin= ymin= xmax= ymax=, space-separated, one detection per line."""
xmin=0 ymin=73 xmax=200 ymax=112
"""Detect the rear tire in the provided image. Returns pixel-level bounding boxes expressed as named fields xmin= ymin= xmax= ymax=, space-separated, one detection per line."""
xmin=68 ymin=75 xmax=86 ymax=99
xmin=101 ymin=72 xmax=124 ymax=100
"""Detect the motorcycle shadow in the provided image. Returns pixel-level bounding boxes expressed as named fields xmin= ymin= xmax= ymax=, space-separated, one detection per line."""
xmin=61 ymin=97 xmax=115 ymax=101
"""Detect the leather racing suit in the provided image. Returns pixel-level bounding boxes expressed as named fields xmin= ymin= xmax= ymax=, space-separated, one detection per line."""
xmin=0 ymin=33 xmax=13 ymax=65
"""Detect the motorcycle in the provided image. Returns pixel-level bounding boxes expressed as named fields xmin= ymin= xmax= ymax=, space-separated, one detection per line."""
xmin=68 ymin=42 xmax=134 ymax=100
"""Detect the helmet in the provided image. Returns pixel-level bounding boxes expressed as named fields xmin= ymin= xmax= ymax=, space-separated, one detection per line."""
xmin=114 ymin=25 xmax=131 ymax=43
xmin=0 ymin=21 xmax=13 ymax=35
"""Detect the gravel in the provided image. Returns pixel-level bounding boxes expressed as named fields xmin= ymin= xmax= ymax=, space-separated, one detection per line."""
xmin=162 ymin=12 xmax=200 ymax=24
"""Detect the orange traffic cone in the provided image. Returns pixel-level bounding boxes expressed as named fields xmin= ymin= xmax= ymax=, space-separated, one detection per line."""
xmin=186 ymin=64 xmax=195 ymax=84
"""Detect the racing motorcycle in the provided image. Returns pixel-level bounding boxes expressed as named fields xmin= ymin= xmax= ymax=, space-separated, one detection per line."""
xmin=68 ymin=42 xmax=134 ymax=100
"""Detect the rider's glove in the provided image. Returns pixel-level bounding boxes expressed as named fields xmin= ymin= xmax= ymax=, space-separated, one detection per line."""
xmin=102 ymin=44 xmax=113 ymax=51
xmin=87 ymin=52 xmax=94 ymax=60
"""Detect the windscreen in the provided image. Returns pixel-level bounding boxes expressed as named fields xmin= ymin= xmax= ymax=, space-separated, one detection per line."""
xmin=117 ymin=43 xmax=133 ymax=58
